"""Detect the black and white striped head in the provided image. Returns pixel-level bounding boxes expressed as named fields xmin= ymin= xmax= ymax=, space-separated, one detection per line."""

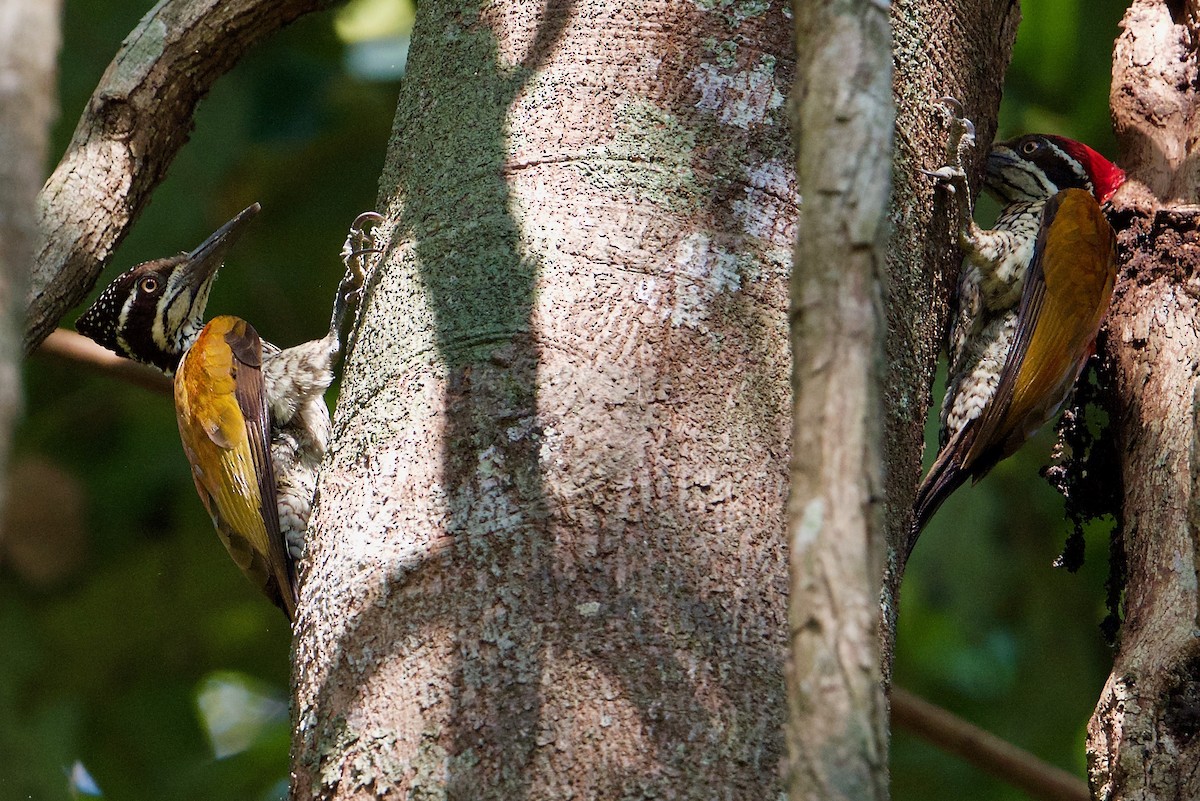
xmin=75 ymin=203 xmax=260 ymax=375
xmin=984 ymin=134 xmax=1126 ymax=206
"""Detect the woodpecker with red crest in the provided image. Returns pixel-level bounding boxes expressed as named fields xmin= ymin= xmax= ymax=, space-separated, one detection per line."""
xmin=75 ymin=205 xmax=382 ymax=619
xmin=909 ymin=102 xmax=1126 ymax=559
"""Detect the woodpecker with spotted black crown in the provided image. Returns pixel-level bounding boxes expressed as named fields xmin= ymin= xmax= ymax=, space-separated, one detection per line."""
xmin=908 ymin=103 xmax=1126 ymax=559
xmin=75 ymin=205 xmax=382 ymax=620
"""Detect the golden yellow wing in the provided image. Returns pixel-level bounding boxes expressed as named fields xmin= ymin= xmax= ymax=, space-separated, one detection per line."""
xmin=175 ymin=315 xmax=295 ymax=619
xmin=911 ymin=189 xmax=1116 ymax=552
xmin=965 ymin=188 xmax=1117 ymax=467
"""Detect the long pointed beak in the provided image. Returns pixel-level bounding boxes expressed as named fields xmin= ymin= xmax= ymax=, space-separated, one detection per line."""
xmin=178 ymin=202 xmax=261 ymax=288
xmin=985 ymin=146 xmax=1019 ymax=177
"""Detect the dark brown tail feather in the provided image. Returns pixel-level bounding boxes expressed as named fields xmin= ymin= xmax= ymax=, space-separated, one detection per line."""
xmin=907 ymin=422 xmax=980 ymax=561
xmin=909 ymin=453 xmax=966 ymax=559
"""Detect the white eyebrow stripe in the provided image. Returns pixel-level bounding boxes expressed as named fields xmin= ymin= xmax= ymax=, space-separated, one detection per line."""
xmin=115 ymin=289 xmax=137 ymax=357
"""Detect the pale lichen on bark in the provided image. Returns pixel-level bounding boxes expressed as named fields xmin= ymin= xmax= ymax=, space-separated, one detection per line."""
xmin=571 ymin=101 xmax=703 ymax=212
xmin=693 ymin=0 xmax=774 ymax=27
xmin=690 ymin=54 xmax=786 ymax=129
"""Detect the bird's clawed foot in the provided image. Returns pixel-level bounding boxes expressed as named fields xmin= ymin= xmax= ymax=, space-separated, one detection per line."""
xmin=329 ymin=212 xmax=386 ymax=343
xmin=340 ymin=211 xmax=385 ymax=294
xmin=920 ymin=97 xmax=976 ymax=196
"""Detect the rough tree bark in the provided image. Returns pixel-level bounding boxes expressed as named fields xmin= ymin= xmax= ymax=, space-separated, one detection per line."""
xmin=293 ymin=0 xmax=796 ymax=797
xmin=787 ymin=1 xmax=892 ymax=798
xmin=0 ymin=0 xmax=61 ymax=526
xmin=1088 ymin=1 xmax=1200 ymax=798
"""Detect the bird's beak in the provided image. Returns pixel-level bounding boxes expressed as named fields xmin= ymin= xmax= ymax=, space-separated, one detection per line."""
xmin=158 ymin=202 xmax=261 ymax=355
xmin=179 ymin=202 xmax=262 ymax=288
xmin=985 ymin=146 xmax=1019 ymax=177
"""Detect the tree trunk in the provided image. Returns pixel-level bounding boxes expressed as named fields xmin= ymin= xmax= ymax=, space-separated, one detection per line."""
xmin=293 ymin=1 xmax=796 ymax=797
xmin=1088 ymin=2 xmax=1200 ymax=798
xmin=784 ymin=0 xmax=1020 ymax=795
xmin=787 ymin=1 xmax=892 ymax=798
xmin=0 ymin=0 xmax=60 ymax=525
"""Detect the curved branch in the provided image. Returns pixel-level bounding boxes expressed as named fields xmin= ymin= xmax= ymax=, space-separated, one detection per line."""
xmin=25 ymin=0 xmax=338 ymax=355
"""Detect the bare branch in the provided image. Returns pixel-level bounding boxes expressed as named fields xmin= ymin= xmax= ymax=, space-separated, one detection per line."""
xmin=892 ymin=688 xmax=1088 ymax=801
xmin=37 ymin=329 xmax=171 ymax=397
xmin=25 ymin=0 xmax=338 ymax=355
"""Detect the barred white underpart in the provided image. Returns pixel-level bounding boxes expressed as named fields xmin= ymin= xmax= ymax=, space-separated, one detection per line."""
xmin=261 ymin=333 xmax=340 ymax=559
xmin=937 ymin=132 xmax=1103 ymax=446
xmin=941 ymin=199 xmax=1047 ymax=443
xmin=943 ymin=314 xmax=1018 ymax=443
xmin=258 ymin=211 xmax=380 ymax=562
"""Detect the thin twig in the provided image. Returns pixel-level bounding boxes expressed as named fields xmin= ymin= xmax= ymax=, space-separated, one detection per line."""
xmin=892 ymin=686 xmax=1089 ymax=801
xmin=37 ymin=329 xmax=171 ymax=397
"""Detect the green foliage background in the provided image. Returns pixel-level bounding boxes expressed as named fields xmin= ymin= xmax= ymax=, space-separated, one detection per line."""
xmin=0 ymin=0 xmax=1131 ymax=798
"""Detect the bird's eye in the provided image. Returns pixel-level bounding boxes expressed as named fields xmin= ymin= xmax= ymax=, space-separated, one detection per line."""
xmin=139 ymin=276 xmax=159 ymax=293
xmin=1021 ymin=141 xmax=1039 ymax=155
